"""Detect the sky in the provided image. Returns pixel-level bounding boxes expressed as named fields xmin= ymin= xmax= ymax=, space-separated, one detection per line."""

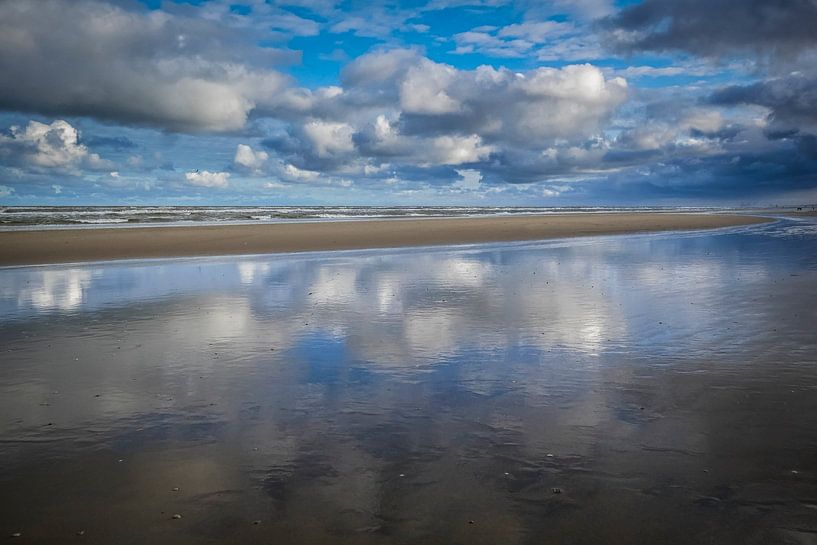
xmin=0 ymin=0 xmax=816 ymax=206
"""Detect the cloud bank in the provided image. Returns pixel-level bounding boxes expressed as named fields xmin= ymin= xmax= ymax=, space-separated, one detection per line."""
xmin=0 ymin=0 xmax=815 ymax=204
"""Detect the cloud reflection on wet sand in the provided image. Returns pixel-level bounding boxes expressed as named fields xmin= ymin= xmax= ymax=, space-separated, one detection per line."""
xmin=1 ymin=221 xmax=817 ymax=544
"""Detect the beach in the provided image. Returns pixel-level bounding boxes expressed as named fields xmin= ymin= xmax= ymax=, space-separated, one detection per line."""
xmin=0 ymin=212 xmax=768 ymax=266
xmin=1 ymin=216 xmax=816 ymax=544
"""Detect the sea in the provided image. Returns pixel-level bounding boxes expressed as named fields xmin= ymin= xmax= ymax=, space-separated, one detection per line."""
xmin=0 ymin=205 xmax=731 ymax=229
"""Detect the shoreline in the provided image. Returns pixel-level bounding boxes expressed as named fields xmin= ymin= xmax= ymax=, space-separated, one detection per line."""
xmin=0 ymin=213 xmax=770 ymax=266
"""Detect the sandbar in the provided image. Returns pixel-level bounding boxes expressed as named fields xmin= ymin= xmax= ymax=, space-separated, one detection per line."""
xmin=0 ymin=213 xmax=770 ymax=266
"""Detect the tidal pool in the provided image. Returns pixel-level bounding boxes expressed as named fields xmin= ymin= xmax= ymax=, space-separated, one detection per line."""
xmin=1 ymin=218 xmax=816 ymax=544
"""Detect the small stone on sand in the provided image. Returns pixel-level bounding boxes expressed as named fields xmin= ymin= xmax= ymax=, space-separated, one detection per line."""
xmin=172 ymin=514 xmax=182 ymax=520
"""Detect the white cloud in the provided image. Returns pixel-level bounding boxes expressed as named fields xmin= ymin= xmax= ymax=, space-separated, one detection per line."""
xmin=552 ymin=0 xmax=614 ymax=19
xmin=234 ymin=144 xmax=269 ymax=172
xmin=614 ymin=107 xmax=732 ymax=155
xmin=370 ymin=53 xmax=621 ymax=126
xmin=341 ymin=48 xmax=419 ymax=86
xmin=0 ymin=185 xmax=13 ymax=198
xmin=283 ymin=163 xmax=321 ymax=182
xmin=430 ymin=135 xmax=494 ymax=165
xmin=542 ymin=186 xmax=564 ymax=197
xmin=259 ymin=51 xmax=631 ymax=182
xmin=519 ymin=64 xmax=626 ymax=102
xmin=185 ymin=170 xmax=230 ymax=188
xmin=681 ymin=109 xmax=725 ymax=134
xmin=453 ymin=20 xmax=603 ymax=61
xmin=400 ymin=60 xmax=461 ymax=114
xmin=499 ymin=21 xmax=566 ymax=41
xmin=302 ymin=120 xmax=355 ymax=157
xmin=453 ymin=30 xmax=533 ymax=58
xmin=454 ymin=169 xmax=483 ymax=190
xmin=348 ymin=52 xmax=628 ymax=146
xmin=0 ymin=119 xmax=106 ymax=170
xmin=194 ymin=0 xmax=323 ymax=37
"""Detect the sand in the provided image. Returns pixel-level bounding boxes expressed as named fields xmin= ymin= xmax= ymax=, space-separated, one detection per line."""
xmin=2 ymin=217 xmax=816 ymax=545
xmin=0 ymin=212 xmax=769 ymax=266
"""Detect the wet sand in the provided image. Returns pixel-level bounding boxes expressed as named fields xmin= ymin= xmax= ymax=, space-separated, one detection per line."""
xmin=0 ymin=213 xmax=768 ymax=266
xmin=1 ymin=217 xmax=817 ymax=544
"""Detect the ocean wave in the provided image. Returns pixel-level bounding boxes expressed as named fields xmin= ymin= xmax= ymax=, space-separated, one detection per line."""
xmin=0 ymin=205 xmax=728 ymax=229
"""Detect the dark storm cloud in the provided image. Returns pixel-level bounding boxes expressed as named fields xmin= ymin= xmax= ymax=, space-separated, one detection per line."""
xmin=709 ymin=75 xmax=817 ymax=127
xmin=688 ymin=126 xmax=741 ymax=141
xmin=603 ymin=0 xmax=817 ymax=59
xmin=797 ymin=134 xmax=817 ymax=159
xmin=604 ymin=0 xmax=817 ymax=193
xmin=709 ymin=74 xmax=817 ymax=161
xmin=0 ymin=0 xmax=294 ymax=132
xmin=594 ymin=145 xmax=817 ymax=202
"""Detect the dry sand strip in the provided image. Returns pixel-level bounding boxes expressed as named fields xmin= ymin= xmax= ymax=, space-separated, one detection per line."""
xmin=0 ymin=213 xmax=770 ymax=266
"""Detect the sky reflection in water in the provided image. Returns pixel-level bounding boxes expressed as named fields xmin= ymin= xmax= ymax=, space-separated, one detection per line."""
xmin=1 ymin=218 xmax=817 ymax=544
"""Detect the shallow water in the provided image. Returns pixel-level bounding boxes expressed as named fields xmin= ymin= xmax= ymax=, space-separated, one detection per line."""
xmin=1 ymin=218 xmax=816 ymax=544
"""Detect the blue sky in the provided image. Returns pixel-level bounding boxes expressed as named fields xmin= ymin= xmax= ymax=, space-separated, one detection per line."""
xmin=0 ymin=0 xmax=816 ymax=206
